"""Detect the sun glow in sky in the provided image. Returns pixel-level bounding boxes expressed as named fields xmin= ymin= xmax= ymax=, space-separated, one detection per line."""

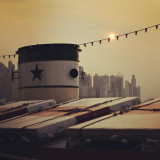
xmin=0 ymin=0 xmax=160 ymax=101
xmin=109 ymin=33 xmax=115 ymax=40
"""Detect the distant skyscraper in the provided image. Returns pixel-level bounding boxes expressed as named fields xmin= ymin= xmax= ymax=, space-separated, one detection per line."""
xmin=125 ymin=80 xmax=130 ymax=97
xmin=90 ymin=87 xmax=96 ymax=98
xmin=100 ymin=81 xmax=108 ymax=97
xmin=133 ymin=86 xmax=138 ymax=96
xmin=80 ymin=86 xmax=88 ymax=98
xmin=129 ymin=83 xmax=132 ymax=96
xmin=0 ymin=61 xmax=18 ymax=102
xmin=131 ymin=75 xmax=136 ymax=87
xmin=93 ymin=74 xmax=100 ymax=98
xmin=130 ymin=75 xmax=141 ymax=97
xmin=137 ymin=86 xmax=141 ymax=97
xmin=79 ymin=66 xmax=92 ymax=98
xmin=116 ymin=72 xmax=123 ymax=97
xmin=93 ymin=74 xmax=109 ymax=98
xmin=110 ymin=75 xmax=116 ymax=97
xmin=99 ymin=75 xmax=109 ymax=97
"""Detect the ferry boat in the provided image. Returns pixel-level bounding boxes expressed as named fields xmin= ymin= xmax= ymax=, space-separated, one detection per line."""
xmin=0 ymin=43 xmax=159 ymax=160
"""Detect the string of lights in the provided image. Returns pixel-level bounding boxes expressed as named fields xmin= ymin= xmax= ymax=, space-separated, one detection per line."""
xmin=0 ymin=54 xmax=17 ymax=59
xmin=78 ymin=24 xmax=160 ymax=47
xmin=0 ymin=24 xmax=159 ymax=59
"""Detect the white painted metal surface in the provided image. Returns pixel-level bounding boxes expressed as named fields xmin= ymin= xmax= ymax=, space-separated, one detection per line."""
xmin=105 ymin=97 xmax=141 ymax=112
xmin=58 ymin=97 xmax=120 ymax=107
xmin=0 ymin=114 xmax=76 ymax=140
xmin=28 ymin=116 xmax=76 ymax=138
xmin=19 ymin=61 xmax=79 ymax=88
xmin=0 ymin=115 xmax=56 ymax=128
xmin=26 ymin=99 xmax=56 ymax=113
xmin=0 ymin=100 xmax=43 ymax=110
xmin=67 ymin=112 xmax=160 ymax=140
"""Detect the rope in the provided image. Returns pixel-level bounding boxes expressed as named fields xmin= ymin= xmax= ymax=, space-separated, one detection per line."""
xmin=131 ymin=108 xmax=160 ymax=111
xmin=78 ymin=24 xmax=160 ymax=46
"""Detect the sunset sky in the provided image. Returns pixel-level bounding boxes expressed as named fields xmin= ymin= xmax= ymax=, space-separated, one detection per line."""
xmin=0 ymin=0 xmax=160 ymax=101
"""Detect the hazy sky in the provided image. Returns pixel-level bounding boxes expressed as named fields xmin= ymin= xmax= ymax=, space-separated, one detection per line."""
xmin=0 ymin=0 xmax=160 ymax=101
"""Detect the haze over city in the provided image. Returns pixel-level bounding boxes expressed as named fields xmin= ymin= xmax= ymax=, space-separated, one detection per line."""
xmin=0 ymin=0 xmax=160 ymax=101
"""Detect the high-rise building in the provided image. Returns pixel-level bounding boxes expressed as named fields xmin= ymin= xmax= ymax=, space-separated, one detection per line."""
xmin=79 ymin=66 xmax=92 ymax=98
xmin=133 ymin=86 xmax=138 ymax=96
xmin=131 ymin=75 xmax=136 ymax=87
xmin=93 ymin=74 xmax=100 ymax=97
xmin=125 ymin=80 xmax=130 ymax=97
xmin=137 ymin=86 xmax=141 ymax=97
xmin=110 ymin=75 xmax=116 ymax=97
xmin=100 ymin=81 xmax=108 ymax=97
xmin=93 ymin=74 xmax=109 ymax=98
xmin=129 ymin=83 xmax=132 ymax=96
xmin=116 ymin=72 xmax=123 ymax=97
xmin=0 ymin=61 xmax=18 ymax=102
xmin=99 ymin=75 xmax=109 ymax=97
xmin=130 ymin=75 xmax=140 ymax=97
xmin=131 ymin=75 xmax=136 ymax=96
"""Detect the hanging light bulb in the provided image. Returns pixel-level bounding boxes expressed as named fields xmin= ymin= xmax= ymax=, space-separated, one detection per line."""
xmin=145 ymin=28 xmax=148 ymax=33
xmin=79 ymin=24 xmax=159 ymax=47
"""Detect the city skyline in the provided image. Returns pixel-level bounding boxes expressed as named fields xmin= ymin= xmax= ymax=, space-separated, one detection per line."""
xmin=80 ymin=67 xmax=140 ymax=99
xmin=0 ymin=0 xmax=160 ymax=101
xmin=0 ymin=61 xmax=142 ymax=103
